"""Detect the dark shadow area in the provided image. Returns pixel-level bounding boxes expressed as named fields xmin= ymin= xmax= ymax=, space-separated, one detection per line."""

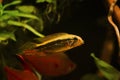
xmin=42 ymin=0 xmax=109 ymax=80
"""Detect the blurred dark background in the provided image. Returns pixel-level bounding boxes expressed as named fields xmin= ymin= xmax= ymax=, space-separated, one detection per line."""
xmin=42 ymin=0 xmax=108 ymax=80
xmin=41 ymin=0 xmax=119 ymax=80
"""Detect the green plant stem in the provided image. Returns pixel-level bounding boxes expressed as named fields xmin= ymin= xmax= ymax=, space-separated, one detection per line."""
xmin=107 ymin=0 xmax=120 ymax=56
xmin=2 ymin=0 xmax=21 ymax=10
xmin=7 ymin=20 xmax=45 ymax=38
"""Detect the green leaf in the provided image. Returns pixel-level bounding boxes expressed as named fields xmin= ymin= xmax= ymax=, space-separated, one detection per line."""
xmin=36 ymin=0 xmax=54 ymax=3
xmin=26 ymin=17 xmax=44 ymax=32
xmin=7 ymin=20 xmax=45 ymax=38
xmin=4 ymin=11 xmax=40 ymax=20
xmin=2 ymin=0 xmax=21 ymax=10
xmin=0 ymin=21 xmax=8 ymax=28
xmin=0 ymin=30 xmax=16 ymax=42
xmin=91 ymin=53 xmax=120 ymax=80
xmin=0 ymin=14 xmax=12 ymax=21
xmin=16 ymin=5 xmax=37 ymax=13
xmin=0 ymin=3 xmax=3 ymax=15
xmin=3 ymin=10 xmax=19 ymax=14
xmin=0 ymin=3 xmax=3 ymax=9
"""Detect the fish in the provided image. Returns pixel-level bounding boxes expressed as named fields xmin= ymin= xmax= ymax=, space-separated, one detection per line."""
xmin=4 ymin=66 xmax=39 ymax=80
xmin=17 ymin=33 xmax=82 ymax=77
xmin=20 ymin=52 xmax=76 ymax=77
xmin=19 ymin=32 xmax=84 ymax=53
xmin=35 ymin=33 xmax=84 ymax=53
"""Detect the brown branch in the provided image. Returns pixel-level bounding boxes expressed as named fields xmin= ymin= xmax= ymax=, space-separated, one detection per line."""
xmin=97 ymin=0 xmax=120 ymax=78
xmin=99 ymin=0 xmax=120 ymax=64
xmin=98 ymin=0 xmax=120 ymax=63
xmin=107 ymin=0 xmax=120 ymax=59
xmin=107 ymin=0 xmax=120 ymax=26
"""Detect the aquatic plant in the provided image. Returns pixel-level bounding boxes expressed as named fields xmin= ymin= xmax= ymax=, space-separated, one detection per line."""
xmin=0 ymin=0 xmax=82 ymax=80
xmin=0 ymin=0 xmax=69 ymax=80
xmin=91 ymin=53 xmax=120 ymax=80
